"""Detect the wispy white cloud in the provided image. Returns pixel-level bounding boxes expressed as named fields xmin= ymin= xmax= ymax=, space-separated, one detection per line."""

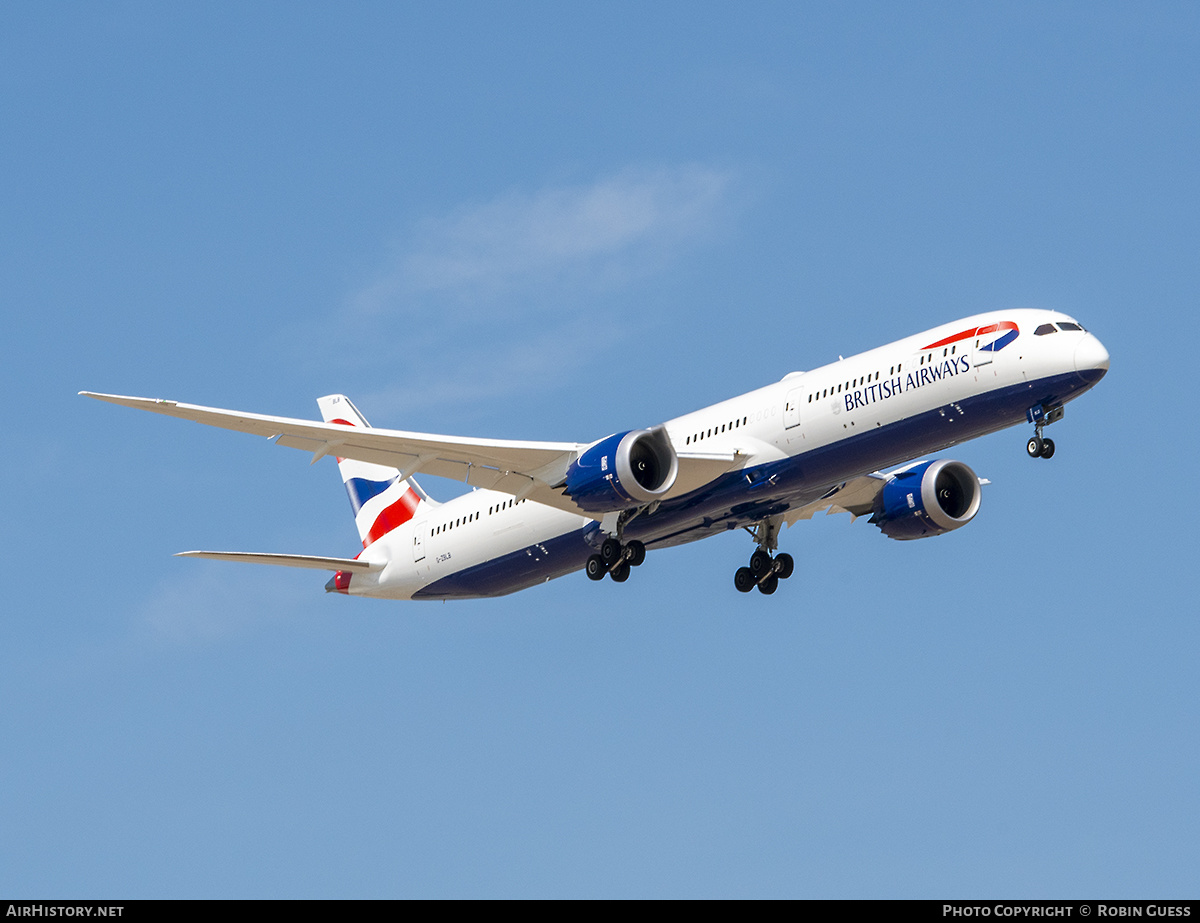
xmin=356 ymin=318 xmax=621 ymax=422
xmin=311 ymin=163 xmax=741 ymax=421
xmin=352 ymin=164 xmax=736 ymax=314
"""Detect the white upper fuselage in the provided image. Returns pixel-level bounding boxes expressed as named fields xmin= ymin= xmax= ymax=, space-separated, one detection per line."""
xmin=348 ymin=308 xmax=1109 ymax=600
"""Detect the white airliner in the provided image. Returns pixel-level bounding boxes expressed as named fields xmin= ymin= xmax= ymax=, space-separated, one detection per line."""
xmin=84 ymin=308 xmax=1108 ymax=599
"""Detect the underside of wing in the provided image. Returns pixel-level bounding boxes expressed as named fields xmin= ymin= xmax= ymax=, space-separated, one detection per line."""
xmin=666 ymin=451 xmax=743 ymax=498
xmin=784 ymin=473 xmax=889 ymax=525
xmin=175 ymin=551 xmax=383 ymax=572
xmin=784 ymin=461 xmax=990 ymax=531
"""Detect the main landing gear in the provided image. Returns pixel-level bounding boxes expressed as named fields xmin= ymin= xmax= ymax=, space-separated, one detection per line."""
xmin=586 ymin=537 xmax=647 ymax=583
xmin=734 ymin=549 xmax=794 ymax=595
xmin=1025 ymin=403 xmax=1064 ymax=460
xmin=734 ymin=515 xmax=794 ymax=595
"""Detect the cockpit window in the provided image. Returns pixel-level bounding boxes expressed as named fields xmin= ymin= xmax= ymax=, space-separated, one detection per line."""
xmin=1057 ymin=322 xmax=1083 ymax=331
xmin=1034 ymin=324 xmax=1057 ymax=336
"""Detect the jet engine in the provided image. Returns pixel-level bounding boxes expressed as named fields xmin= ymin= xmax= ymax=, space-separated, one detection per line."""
xmin=563 ymin=427 xmax=679 ymax=513
xmin=870 ymin=459 xmax=982 ymax=540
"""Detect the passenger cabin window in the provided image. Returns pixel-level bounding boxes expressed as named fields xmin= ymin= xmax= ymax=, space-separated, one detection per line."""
xmin=1035 ymin=324 xmax=1057 ymax=335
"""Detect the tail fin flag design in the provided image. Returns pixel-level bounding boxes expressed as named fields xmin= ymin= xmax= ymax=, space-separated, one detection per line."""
xmin=316 ymin=394 xmax=426 ymax=548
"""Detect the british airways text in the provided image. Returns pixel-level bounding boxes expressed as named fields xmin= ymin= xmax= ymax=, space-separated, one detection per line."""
xmin=844 ymin=356 xmax=972 ymax=412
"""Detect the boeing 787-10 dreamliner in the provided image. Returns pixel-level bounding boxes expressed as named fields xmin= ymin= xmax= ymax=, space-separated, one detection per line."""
xmin=84 ymin=308 xmax=1109 ymax=599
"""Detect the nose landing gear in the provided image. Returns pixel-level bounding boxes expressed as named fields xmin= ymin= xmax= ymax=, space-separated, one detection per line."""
xmin=1026 ymin=403 xmax=1064 ymax=459
xmin=1026 ymin=435 xmax=1055 ymax=459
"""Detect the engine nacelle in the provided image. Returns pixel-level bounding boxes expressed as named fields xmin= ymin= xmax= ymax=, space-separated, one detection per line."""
xmin=563 ymin=427 xmax=679 ymax=513
xmin=871 ymin=459 xmax=982 ymax=541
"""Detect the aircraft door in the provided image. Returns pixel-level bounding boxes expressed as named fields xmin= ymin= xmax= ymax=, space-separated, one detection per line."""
xmin=413 ymin=521 xmax=427 ymax=562
xmin=784 ymin=387 xmax=805 ymax=429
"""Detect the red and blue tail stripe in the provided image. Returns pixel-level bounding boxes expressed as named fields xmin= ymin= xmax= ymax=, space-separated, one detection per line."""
xmin=317 ymin=394 xmax=427 ymax=554
xmin=362 ymin=486 xmax=421 ymax=547
xmin=345 ymin=476 xmax=397 ymax=516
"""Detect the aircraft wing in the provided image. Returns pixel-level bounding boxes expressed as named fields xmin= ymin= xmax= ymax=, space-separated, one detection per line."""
xmin=783 ymin=463 xmax=990 ymax=526
xmin=82 ymin=392 xmax=586 ymax=503
xmin=783 ymin=473 xmax=888 ymax=526
xmin=82 ymin=392 xmax=753 ymax=517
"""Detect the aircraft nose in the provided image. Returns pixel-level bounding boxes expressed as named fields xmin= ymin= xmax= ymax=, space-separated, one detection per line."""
xmin=1074 ymin=333 xmax=1110 ymax=384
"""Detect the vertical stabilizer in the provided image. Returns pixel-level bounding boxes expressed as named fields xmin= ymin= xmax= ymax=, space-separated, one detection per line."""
xmin=317 ymin=394 xmax=432 ymax=548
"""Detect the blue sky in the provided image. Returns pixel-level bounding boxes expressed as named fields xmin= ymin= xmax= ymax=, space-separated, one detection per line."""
xmin=2 ymin=2 xmax=1198 ymax=898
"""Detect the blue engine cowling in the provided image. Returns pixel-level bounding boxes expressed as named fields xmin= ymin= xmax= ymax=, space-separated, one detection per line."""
xmin=870 ymin=459 xmax=982 ymax=541
xmin=563 ymin=426 xmax=679 ymax=513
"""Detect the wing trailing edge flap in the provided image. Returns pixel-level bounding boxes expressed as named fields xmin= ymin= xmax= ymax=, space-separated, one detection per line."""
xmin=175 ymin=551 xmax=382 ymax=572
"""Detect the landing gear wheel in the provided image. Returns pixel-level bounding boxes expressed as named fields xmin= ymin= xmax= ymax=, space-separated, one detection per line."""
xmin=586 ymin=555 xmax=606 ymax=581
xmin=749 ymin=549 xmax=773 ymax=578
xmin=1027 ymin=436 xmax=1044 ymax=458
xmin=609 ymin=561 xmax=630 ymax=583
xmin=734 ymin=567 xmax=755 ymax=593
xmin=758 ymin=574 xmax=779 ymax=595
xmin=600 ymin=537 xmax=622 ymax=566
xmin=1040 ymin=438 xmax=1055 ymax=459
xmin=626 ymin=540 xmax=646 ymax=567
xmin=774 ymin=552 xmax=794 ymax=580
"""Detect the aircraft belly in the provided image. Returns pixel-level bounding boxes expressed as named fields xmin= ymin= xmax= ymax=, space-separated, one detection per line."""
xmin=413 ymin=527 xmax=594 ymax=599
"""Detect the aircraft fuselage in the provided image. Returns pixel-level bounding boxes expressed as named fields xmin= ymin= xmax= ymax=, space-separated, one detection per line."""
xmin=345 ymin=308 xmax=1108 ymax=599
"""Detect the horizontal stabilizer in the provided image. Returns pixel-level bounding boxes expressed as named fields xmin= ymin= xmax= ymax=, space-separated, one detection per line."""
xmin=175 ymin=551 xmax=383 ymax=572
